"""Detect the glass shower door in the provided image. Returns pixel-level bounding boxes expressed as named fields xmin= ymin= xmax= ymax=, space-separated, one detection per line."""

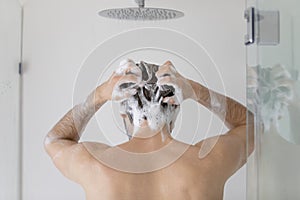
xmin=246 ymin=0 xmax=300 ymax=199
xmin=0 ymin=0 xmax=22 ymax=199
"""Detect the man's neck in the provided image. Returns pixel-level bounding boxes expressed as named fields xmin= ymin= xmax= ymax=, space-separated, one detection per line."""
xmin=118 ymin=126 xmax=173 ymax=153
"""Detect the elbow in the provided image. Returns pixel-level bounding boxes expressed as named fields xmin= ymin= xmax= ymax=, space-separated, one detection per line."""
xmin=44 ymin=132 xmax=56 ymax=155
xmin=226 ymin=107 xmax=249 ymax=130
xmin=229 ymin=110 xmax=255 ymax=157
xmin=44 ymin=135 xmax=51 ymax=155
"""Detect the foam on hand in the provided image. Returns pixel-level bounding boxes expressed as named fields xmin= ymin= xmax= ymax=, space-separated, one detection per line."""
xmin=115 ymin=59 xmax=136 ymax=75
xmin=112 ymin=59 xmax=143 ymax=101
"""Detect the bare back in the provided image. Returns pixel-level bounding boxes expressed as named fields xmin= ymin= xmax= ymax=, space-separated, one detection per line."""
xmin=50 ymin=132 xmax=246 ymax=200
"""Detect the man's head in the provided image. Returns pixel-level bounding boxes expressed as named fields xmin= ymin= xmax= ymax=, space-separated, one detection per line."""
xmin=119 ymin=60 xmax=180 ymax=138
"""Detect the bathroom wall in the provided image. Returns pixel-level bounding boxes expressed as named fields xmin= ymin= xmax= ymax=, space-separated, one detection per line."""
xmin=0 ymin=0 xmax=22 ymax=199
xmin=22 ymin=0 xmax=247 ymax=199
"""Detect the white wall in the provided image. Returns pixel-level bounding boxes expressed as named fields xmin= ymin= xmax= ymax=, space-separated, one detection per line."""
xmin=22 ymin=0 xmax=246 ymax=199
xmin=0 ymin=0 xmax=21 ymax=199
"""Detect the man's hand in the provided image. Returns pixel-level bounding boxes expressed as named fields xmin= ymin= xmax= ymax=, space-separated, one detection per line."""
xmin=91 ymin=59 xmax=142 ymax=106
xmin=155 ymin=61 xmax=196 ymax=105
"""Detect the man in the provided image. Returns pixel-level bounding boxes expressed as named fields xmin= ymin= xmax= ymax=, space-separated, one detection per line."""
xmin=45 ymin=59 xmax=254 ymax=200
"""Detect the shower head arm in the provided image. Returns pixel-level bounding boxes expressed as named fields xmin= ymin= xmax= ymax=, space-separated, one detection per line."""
xmin=135 ymin=0 xmax=145 ymax=8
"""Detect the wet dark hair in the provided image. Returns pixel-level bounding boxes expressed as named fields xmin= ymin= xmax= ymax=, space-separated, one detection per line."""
xmin=136 ymin=61 xmax=175 ymax=106
xmin=120 ymin=61 xmax=178 ymax=124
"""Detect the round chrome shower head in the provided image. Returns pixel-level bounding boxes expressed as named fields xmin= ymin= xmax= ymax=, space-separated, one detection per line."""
xmin=98 ymin=0 xmax=184 ymax=21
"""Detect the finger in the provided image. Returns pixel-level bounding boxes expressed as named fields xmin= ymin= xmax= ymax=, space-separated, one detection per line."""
xmin=116 ymin=74 xmax=141 ymax=88
xmin=157 ymin=77 xmax=179 ymax=99
xmin=112 ymin=88 xmax=137 ymax=101
xmin=116 ymin=59 xmax=137 ymax=75
xmin=156 ymin=67 xmax=177 ymax=78
xmin=120 ymin=59 xmax=135 ymax=67
xmin=110 ymin=67 xmax=142 ymax=87
xmin=159 ymin=83 xmax=183 ymax=105
xmin=125 ymin=65 xmax=142 ymax=77
xmin=161 ymin=60 xmax=176 ymax=69
xmin=162 ymin=96 xmax=180 ymax=105
xmin=156 ymin=62 xmax=177 ymax=78
xmin=157 ymin=76 xmax=177 ymax=88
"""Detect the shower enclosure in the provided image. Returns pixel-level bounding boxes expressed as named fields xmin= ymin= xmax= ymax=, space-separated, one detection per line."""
xmin=246 ymin=0 xmax=300 ymax=199
xmin=2 ymin=0 xmax=300 ymax=199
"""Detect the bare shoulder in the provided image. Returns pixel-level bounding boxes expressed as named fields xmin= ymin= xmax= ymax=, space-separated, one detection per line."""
xmin=63 ymin=141 xmax=111 ymax=162
xmin=49 ymin=141 xmax=111 ymax=184
xmin=193 ymin=127 xmax=247 ymax=179
xmin=76 ymin=141 xmax=113 ymax=167
xmin=81 ymin=141 xmax=111 ymax=153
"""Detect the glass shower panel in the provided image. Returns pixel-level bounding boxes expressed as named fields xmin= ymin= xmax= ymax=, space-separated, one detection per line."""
xmin=246 ymin=0 xmax=300 ymax=199
xmin=0 ymin=0 xmax=22 ymax=199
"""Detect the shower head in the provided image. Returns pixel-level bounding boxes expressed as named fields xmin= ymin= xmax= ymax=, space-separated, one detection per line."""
xmin=98 ymin=0 xmax=184 ymax=21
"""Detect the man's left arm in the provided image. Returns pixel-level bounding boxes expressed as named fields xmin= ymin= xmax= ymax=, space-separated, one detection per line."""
xmin=189 ymin=79 xmax=254 ymax=178
xmin=155 ymin=61 xmax=254 ymax=178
